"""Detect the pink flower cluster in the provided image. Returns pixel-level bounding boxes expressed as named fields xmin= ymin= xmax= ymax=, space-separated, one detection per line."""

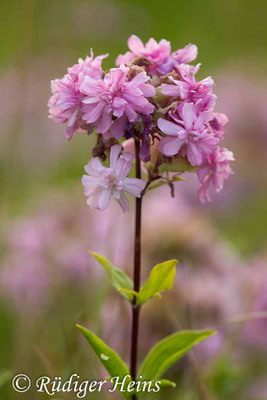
xmin=48 ymin=50 xmax=155 ymax=141
xmin=48 ymin=35 xmax=234 ymax=210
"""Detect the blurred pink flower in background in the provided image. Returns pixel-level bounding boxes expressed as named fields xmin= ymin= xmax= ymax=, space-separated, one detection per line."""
xmin=88 ymin=202 xmax=133 ymax=269
xmin=101 ymin=296 xmax=131 ymax=358
xmin=7 ymin=216 xmax=60 ymax=253
xmin=56 ymin=242 xmax=91 ymax=282
xmin=0 ymin=193 xmax=133 ymax=313
xmin=1 ymin=256 xmax=48 ymax=313
xmin=196 ymin=330 xmax=224 ymax=361
xmin=239 ymin=254 xmax=267 ymax=349
xmin=0 ymin=186 xmax=266 ymax=377
xmin=214 ymin=71 xmax=267 ymax=193
xmin=143 ymin=188 xmax=242 ymax=330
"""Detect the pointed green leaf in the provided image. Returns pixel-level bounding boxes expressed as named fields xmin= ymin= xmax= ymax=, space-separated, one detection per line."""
xmin=139 ymin=329 xmax=217 ymax=380
xmin=141 ymin=379 xmax=176 ymax=392
xmin=136 ymin=379 xmax=176 ymax=397
xmin=77 ymin=325 xmax=132 ymax=397
xmin=89 ymin=251 xmax=133 ymax=301
xmin=172 ymin=175 xmax=185 ymax=182
xmin=155 ymin=379 xmax=176 ymax=388
xmin=137 ymin=260 xmax=178 ymax=306
xmin=154 ymin=379 xmax=176 ymax=388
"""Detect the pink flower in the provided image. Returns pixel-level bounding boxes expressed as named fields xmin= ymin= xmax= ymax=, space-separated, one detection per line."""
xmin=197 ymin=147 xmax=234 ymax=203
xmin=67 ymin=50 xmax=108 ymax=81
xmin=116 ymin=35 xmax=174 ymax=75
xmin=172 ymin=44 xmax=198 ymax=64
xmin=80 ymin=66 xmax=155 ymax=138
xmin=48 ymin=51 xmax=107 ymax=140
xmin=82 ymin=145 xmax=146 ymax=212
xmin=48 ymin=74 xmax=84 ymax=140
xmin=161 ymin=63 xmax=214 ymax=103
xmin=158 ymin=102 xmax=219 ymax=165
xmin=117 ymin=36 xmax=198 ymax=76
xmin=209 ymin=113 xmax=229 ymax=139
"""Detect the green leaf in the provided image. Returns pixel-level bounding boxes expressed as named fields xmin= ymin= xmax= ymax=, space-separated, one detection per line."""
xmin=141 ymin=379 xmax=176 ymax=391
xmin=137 ymin=260 xmax=178 ymax=306
xmin=136 ymin=379 xmax=176 ymax=397
xmin=172 ymin=175 xmax=185 ymax=182
xmin=155 ymin=379 xmax=176 ymax=388
xmin=89 ymin=251 xmax=133 ymax=301
xmin=139 ymin=329 xmax=217 ymax=380
xmin=76 ymin=325 xmax=132 ymax=398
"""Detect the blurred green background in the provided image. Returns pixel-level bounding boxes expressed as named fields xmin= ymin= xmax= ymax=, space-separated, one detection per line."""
xmin=0 ymin=0 xmax=267 ymax=399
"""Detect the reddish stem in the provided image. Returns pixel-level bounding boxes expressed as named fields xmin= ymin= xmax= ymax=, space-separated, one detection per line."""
xmin=130 ymin=138 xmax=142 ymax=399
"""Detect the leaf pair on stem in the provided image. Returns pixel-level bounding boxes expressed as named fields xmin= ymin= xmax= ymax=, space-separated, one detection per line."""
xmin=77 ymin=252 xmax=216 ymax=397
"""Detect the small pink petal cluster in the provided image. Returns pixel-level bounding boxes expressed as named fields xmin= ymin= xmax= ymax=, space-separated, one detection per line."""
xmin=197 ymin=147 xmax=234 ymax=203
xmin=158 ymin=103 xmax=218 ymax=165
xmin=80 ymin=66 xmax=155 ymax=139
xmin=82 ymin=145 xmax=145 ymax=212
xmin=48 ymin=50 xmax=108 ymax=140
xmin=116 ymin=35 xmax=197 ymax=75
xmin=48 ymin=35 xmax=234 ymax=211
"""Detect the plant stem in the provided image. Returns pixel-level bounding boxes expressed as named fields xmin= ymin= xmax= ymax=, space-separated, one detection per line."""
xmin=130 ymin=138 xmax=142 ymax=399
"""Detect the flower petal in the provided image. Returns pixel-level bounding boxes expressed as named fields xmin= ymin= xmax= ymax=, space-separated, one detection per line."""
xmin=116 ymin=192 xmax=130 ymax=213
xmin=98 ymin=189 xmax=112 ymax=211
xmin=187 ymin=142 xmax=203 ymax=166
xmin=197 ymin=165 xmax=211 ymax=183
xmin=182 ymin=102 xmax=194 ymax=131
xmin=97 ymin=107 xmax=112 ymax=133
xmin=82 ymin=102 xmax=105 ymax=123
xmin=128 ymin=71 xmax=150 ymax=88
xmin=139 ymin=83 xmax=156 ymax=97
xmin=128 ymin=35 xmax=144 ymax=53
xmin=158 ymin=118 xmax=183 ymax=136
xmin=84 ymin=157 xmax=106 ymax=176
xmin=110 ymin=145 xmax=122 ymax=169
xmin=161 ymin=83 xmax=180 ymax=97
xmin=122 ymin=177 xmax=146 ymax=197
xmin=110 ymin=116 xmax=127 ymax=139
xmin=110 ymin=67 xmax=126 ymax=89
xmin=159 ymin=137 xmax=184 ymax=157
